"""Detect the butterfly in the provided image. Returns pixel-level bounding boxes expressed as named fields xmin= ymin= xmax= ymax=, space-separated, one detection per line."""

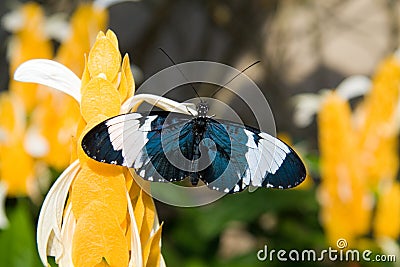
xmin=81 ymin=99 xmax=306 ymax=194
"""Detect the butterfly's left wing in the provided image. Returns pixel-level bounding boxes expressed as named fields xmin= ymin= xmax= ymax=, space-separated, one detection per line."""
xmin=82 ymin=111 xmax=194 ymax=182
xmin=201 ymin=118 xmax=306 ymax=193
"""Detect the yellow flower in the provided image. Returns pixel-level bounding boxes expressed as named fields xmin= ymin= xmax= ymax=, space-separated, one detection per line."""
xmin=295 ymin=55 xmax=400 ymax=247
xmin=15 ymin=29 xmax=194 ymax=267
xmin=4 ymin=2 xmax=53 ymax=111
xmin=0 ymin=93 xmax=36 ymax=197
xmin=56 ymin=3 xmax=108 ymax=75
xmin=30 ymin=92 xmax=81 ymax=170
xmin=32 ymin=3 xmax=107 ymax=170
xmin=356 ymin=56 xmax=400 ymax=188
xmin=317 ymin=92 xmax=373 ymax=246
xmin=374 ymin=181 xmax=400 ymax=239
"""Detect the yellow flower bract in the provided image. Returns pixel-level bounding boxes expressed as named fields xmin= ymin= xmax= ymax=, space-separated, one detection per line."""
xmin=81 ymin=77 xmax=121 ymax=122
xmin=9 ymin=2 xmax=53 ymax=111
xmin=318 ymin=55 xmax=400 ymax=247
xmin=318 ymin=92 xmax=372 ymax=245
xmin=71 ymin=29 xmax=163 ymax=267
xmin=0 ymin=93 xmax=35 ymax=197
xmin=56 ymin=4 xmax=108 ymax=75
xmin=72 ymin=200 xmax=129 ymax=267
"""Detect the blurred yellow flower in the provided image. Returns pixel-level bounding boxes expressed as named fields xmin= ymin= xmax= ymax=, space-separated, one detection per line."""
xmin=0 ymin=93 xmax=36 ymax=197
xmin=317 ymin=92 xmax=372 ymax=246
xmin=356 ymin=56 xmax=400 ymax=189
xmin=14 ymin=29 xmax=191 ymax=267
xmin=56 ymin=3 xmax=108 ymax=75
xmin=308 ymin=55 xmax=400 ymax=249
xmin=30 ymin=92 xmax=80 ymax=170
xmin=374 ymin=181 xmax=400 ymax=239
xmin=5 ymin=2 xmax=53 ymax=111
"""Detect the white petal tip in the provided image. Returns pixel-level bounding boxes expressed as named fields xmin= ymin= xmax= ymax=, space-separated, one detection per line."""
xmin=292 ymin=94 xmax=323 ymax=128
xmin=14 ymin=59 xmax=81 ymax=103
xmin=336 ymin=75 xmax=371 ymax=100
xmin=93 ymin=0 xmax=141 ymax=9
xmin=0 ymin=183 xmax=9 ymax=229
xmin=24 ymin=128 xmax=49 ymax=157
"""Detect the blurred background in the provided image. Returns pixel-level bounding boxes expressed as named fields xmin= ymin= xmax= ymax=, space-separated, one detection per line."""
xmin=0 ymin=0 xmax=399 ymax=266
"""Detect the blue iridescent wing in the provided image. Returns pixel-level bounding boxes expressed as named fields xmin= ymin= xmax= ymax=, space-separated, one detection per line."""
xmin=196 ymin=119 xmax=247 ymax=193
xmin=82 ymin=111 xmax=193 ymax=182
xmin=202 ymin=118 xmax=306 ymax=193
xmin=134 ymin=114 xmax=197 ymax=182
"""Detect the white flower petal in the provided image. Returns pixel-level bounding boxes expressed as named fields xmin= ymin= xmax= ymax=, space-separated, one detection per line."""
xmin=127 ymin=191 xmax=142 ymax=267
xmin=292 ymin=75 xmax=370 ymax=128
xmin=160 ymin=255 xmax=167 ymax=267
xmin=37 ymin=160 xmax=80 ymax=266
xmin=336 ymin=75 xmax=371 ymax=100
xmin=1 ymin=9 xmax=24 ymax=32
xmin=57 ymin=202 xmax=76 ymax=267
xmin=24 ymin=127 xmax=49 ymax=157
xmin=377 ymin=237 xmax=400 ymax=264
xmin=0 ymin=182 xmax=9 ymax=229
xmin=93 ymin=0 xmax=141 ymax=9
xmin=121 ymin=93 xmax=197 ymax=115
xmin=45 ymin=13 xmax=71 ymax=42
xmin=292 ymin=93 xmax=324 ymax=128
xmin=14 ymin=59 xmax=81 ymax=103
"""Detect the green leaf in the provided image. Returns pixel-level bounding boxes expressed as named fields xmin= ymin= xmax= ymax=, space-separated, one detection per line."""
xmin=0 ymin=199 xmax=42 ymax=267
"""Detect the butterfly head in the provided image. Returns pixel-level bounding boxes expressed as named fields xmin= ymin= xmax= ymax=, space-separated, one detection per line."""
xmin=196 ymin=101 xmax=209 ymax=117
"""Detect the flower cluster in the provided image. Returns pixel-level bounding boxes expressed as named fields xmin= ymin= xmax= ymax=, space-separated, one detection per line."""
xmin=2 ymin=2 xmax=178 ymax=266
xmin=0 ymin=2 xmax=106 ymax=205
xmin=294 ymin=55 xmax=400 ymax=249
xmin=15 ymin=29 xmax=176 ymax=266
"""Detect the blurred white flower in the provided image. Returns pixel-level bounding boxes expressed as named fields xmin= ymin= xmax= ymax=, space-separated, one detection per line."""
xmin=292 ymin=75 xmax=371 ymax=128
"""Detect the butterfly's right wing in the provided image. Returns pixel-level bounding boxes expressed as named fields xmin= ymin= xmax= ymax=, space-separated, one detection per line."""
xmin=81 ymin=111 xmax=194 ymax=182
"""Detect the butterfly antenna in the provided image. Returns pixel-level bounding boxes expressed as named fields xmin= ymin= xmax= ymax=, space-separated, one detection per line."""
xmin=159 ymin=48 xmax=202 ymax=101
xmin=210 ymin=60 xmax=261 ymax=98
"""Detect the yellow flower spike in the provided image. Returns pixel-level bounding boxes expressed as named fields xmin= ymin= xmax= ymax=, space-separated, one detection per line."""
xmin=134 ymin=190 xmax=156 ymax=249
xmin=9 ymin=2 xmax=53 ymax=74
xmin=70 ymin=164 xmax=127 ymax=223
xmin=0 ymin=94 xmax=16 ymax=134
xmin=72 ymin=201 xmax=129 ymax=267
xmin=7 ymin=2 xmax=53 ymax=111
xmin=118 ymin=62 xmax=130 ymax=102
xmin=357 ymin=56 xmax=400 ymax=187
xmin=0 ymin=140 xmax=35 ymax=197
xmin=14 ymin=29 xmax=173 ymax=267
xmin=119 ymin=54 xmax=135 ymax=102
xmin=87 ymin=31 xmax=122 ymax=81
xmin=374 ymin=182 xmax=400 ymax=239
xmin=34 ymin=93 xmax=80 ymax=169
xmin=123 ymin=168 xmax=134 ymax=192
xmin=0 ymin=93 xmax=25 ymax=139
xmin=80 ymin=55 xmax=91 ymax=92
xmin=0 ymin=92 xmax=35 ymax=197
xmin=143 ymin=223 xmax=163 ymax=267
xmin=105 ymin=30 xmax=119 ymax=50
xmin=317 ymin=91 xmax=372 ymax=246
xmin=129 ymin=171 xmax=148 ymax=203
xmin=81 ymin=77 xmax=121 ymax=122
xmin=318 ymin=92 xmax=356 ymax=188
xmin=56 ymin=4 xmax=108 ymax=75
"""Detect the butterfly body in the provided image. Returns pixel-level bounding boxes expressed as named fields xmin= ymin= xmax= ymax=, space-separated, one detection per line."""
xmin=82 ymin=100 xmax=306 ymax=193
